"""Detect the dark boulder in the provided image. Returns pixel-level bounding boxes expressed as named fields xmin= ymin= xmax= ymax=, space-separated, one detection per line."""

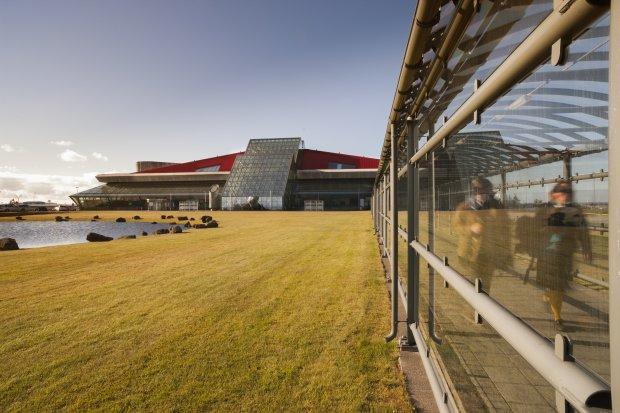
xmin=155 ymin=228 xmax=169 ymax=235
xmin=133 ymin=215 xmax=141 ymax=220
xmin=116 ymin=217 xmax=126 ymax=222
xmin=166 ymin=215 xmax=174 ymax=219
xmin=93 ymin=215 xmax=100 ymax=220
xmin=193 ymin=223 xmax=207 ymax=229
xmin=161 ymin=215 xmax=167 ymax=219
xmin=0 ymin=238 xmax=19 ymax=251
xmin=91 ymin=219 xmax=97 ymax=222
xmin=170 ymin=225 xmax=183 ymax=234
xmin=177 ymin=216 xmax=189 ymax=221
xmin=200 ymin=215 xmax=212 ymax=223
xmin=55 ymin=216 xmax=65 ymax=222
xmin=151 ymin=221 xmax=158 ymax=224
xmin=189 ymin=217 xmax=195 ymax=221
xmin=118 ymin=235 xmax=136 ymax=240
xmin=142 ymin=231 xmax=148 ymax=236
xmin=169 ymin=222 xmax=177 ymax=225
xmin=206 ymin=220 xmax=219 ymax=228
xmin=86 ymin=232 xmax=113 ymax=242
xmin=15 ymin=216 xmax=24 ymax=220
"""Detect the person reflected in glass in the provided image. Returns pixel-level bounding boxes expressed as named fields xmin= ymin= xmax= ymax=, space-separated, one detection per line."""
xmin=455 ymin=177 xmax=511 ymax=293
xmin=536 ymin=181 xmax=592 ymax=331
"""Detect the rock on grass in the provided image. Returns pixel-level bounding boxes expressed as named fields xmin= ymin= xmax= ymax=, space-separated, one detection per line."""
xmin=0 ymin=238 xmax=19 ymax=250
xmin=86 ymin=233 xmax=113 ymax=242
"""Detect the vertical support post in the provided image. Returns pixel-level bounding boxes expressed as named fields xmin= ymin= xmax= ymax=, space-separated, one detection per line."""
xmin=376 ymin=184 xmax=380 ymax=234
xmin=384 ymin=175 xmax=388 ymax=252
xmin=428 ymin=149 xmax=441 ymax=343
xmin=385 ymin=123 xmax=399 ymax=342
xmin=563 ymin=152 xmax=572 ymax=180
xmin=372 ymin=190 xmax=375 ymax=231
xmin=382 ymin=177 xmax=387 ymax=250
xmin=554 ymin=334 xmax=573 ymax=412
xmin=406 ymin=117 xmax=420 ymax=345
xmin=609 ymin=1 xmax=619 ymax=409
xmin=500 ymin=170 xmax=507 ymax=205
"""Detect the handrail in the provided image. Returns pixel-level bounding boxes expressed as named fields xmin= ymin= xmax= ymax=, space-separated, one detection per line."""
xmin=410 ymin=238 xmax=611 ymax=410
xmin=408 ymin=0 xmax=609 ymax=166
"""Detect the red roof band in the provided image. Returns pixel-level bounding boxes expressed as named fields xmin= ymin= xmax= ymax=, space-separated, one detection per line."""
xmin=297 ymin=149 xmax=379 ymax=169
xmin=139 ymin=152 xmax=243 ymax=173
xmin=138 ymin=149 xmax=378 ymax=174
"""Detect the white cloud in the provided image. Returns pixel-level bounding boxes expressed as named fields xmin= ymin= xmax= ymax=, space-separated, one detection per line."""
xmin=0 ymin=170 xmax=104 ymax=204
xmin=59 ymin=149 xmax=87 ymax=162
xmin=50 ymin=140 xmax=75 ymax=147
xmin=92 ymin=152 xmax=109 ymax=161
xmin=1 ymin=144 xmax=19 ymax=153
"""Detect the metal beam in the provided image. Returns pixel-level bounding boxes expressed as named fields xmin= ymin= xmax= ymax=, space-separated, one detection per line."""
xmin=608 ymin=0 xmax=619 ymax=409
xmin=406 ymin=117 xmax=419 ymax=345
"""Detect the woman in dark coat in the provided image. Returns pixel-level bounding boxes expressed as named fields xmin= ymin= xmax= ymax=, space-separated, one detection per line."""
xmin=536 ymin=181 xmax=592 ymax=329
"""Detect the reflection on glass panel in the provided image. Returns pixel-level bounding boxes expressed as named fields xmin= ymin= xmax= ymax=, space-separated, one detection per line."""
xmin=397 ymin=175 xmax=408 ymax=232
xmin=430 ymin=14 xmax=609 ymax=382
xmin=398 ymin=237 xmax=408 ymax=289
xmin=422 ymin=0 xmax=553 ymax=135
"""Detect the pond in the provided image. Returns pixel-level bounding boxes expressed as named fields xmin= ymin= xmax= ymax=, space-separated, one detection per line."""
xmin=0 ymin=221 xmax=172 ymax=248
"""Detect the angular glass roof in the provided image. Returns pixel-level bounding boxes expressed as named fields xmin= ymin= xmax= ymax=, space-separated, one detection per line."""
xmin=222 ymin=138 xmax=302 ymax=198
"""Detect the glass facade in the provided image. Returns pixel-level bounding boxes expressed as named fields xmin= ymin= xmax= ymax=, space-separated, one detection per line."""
xmin=374 ymin=2 xmax=612 ymax=411
xmin=70 ymin=182 xmax=224 ymax=211
xmin=221 ymin=138 xmax=302 ymax=210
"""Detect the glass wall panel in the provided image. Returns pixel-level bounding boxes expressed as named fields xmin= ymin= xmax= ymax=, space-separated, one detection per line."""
xmin=423 ymin=0 xmax=554 ymax=135
xmin=432 ymin=14 xmax=610 ymax=382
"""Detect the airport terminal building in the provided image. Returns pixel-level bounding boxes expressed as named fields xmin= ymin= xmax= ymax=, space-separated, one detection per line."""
xmin=71 ymin=137 xmax=378 ymax=211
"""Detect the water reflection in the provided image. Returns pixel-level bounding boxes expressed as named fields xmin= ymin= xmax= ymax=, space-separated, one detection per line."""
xmin=0 ymin=221 xmax=171 ymax=248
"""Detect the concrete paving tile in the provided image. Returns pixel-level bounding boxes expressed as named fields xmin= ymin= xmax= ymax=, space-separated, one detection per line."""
xmin=535 ymin=385 xmax=556 ymax=406
xmin=468 ymin=340 xmax=504 ymax=354
xmin=519 ymin=366 xmax=549 ymax=386
xmin=474 ymin=351 xmax=514 ymax=367
xmin=483 ymin=366 xmax=530 ymax=384
xmin=467 ymin=363 xmax=487 ymax=377
xmin=508 ymin=403 xmax=555 ymax=413
xmin=494 ymin=382 xmax=548 ymax=405
xmin=473 ymin=377 xmax=504 ymax=402
xmin=490 ymin=400 xmax=512 ymax=412
xmin=496 ymin=341 xmax=519 ymax=356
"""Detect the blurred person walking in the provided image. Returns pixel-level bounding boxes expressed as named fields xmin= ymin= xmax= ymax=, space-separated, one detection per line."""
xmin=455 ymin=177 xmax=511 ymax=293
xmin=535 ymin=181 xmax=592 ymax=330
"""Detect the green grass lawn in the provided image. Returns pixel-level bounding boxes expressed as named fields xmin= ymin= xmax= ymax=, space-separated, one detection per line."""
xmin=0 ymin=212 xmax=410 ymax=411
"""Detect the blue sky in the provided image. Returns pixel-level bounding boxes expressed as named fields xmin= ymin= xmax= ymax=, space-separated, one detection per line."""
xmin=0 ymin=0 xmax=413 ymax=202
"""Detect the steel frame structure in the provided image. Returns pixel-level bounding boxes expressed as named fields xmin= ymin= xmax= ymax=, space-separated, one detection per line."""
xmin=372 ymin=0 xmax=615 ymax=411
